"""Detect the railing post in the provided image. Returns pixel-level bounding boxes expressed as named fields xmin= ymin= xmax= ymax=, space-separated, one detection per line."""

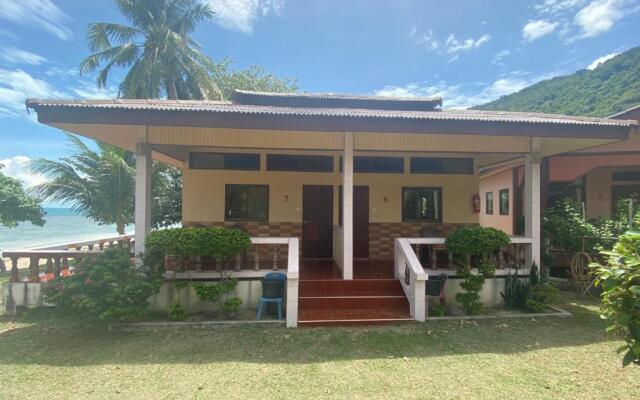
xmin=286 ymin=238 xmax=299 ymax=328
xmin=29 ymin=257 xmax=40 ymax=283
xmin=272 ymin=244 xmax=278 ymax=270
xmin=53 ymin=257 xmax=61 ymax=278
xmin=254 ymin=246 xmax=260 ymax=271
xmin=10 ymin=257 xmax=20 ymax=283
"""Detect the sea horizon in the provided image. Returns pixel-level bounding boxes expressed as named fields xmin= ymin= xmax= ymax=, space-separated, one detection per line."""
xmin=0 ymin=207 xmax=134 ymax=251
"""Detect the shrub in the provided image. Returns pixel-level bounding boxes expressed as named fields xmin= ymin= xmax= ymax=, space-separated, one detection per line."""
xmin=446 ymin=226 xmax=510 ymax=315
xmin=43 ymin=248 xmax=163 ymax=321
xmin=591 ymin=231 xmax=640 ymax=367
xmin=145 ymin=226 xmax=251 ymax=270
xmin=168 ymin=302 xmax=188 ymax=321
xmin=193 ymin=277 xmax=242 ymax=319
xmin=501 ymin=263 xmax=559 ymax=313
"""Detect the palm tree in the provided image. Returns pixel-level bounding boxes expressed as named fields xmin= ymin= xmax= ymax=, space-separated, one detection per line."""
xmin=29 ymin=134 xmax=182 ymax=234
xmin=28 ymin=134 xmax=135 ymax=235
xmin=79 ymin=0 xmax=222 ymax=100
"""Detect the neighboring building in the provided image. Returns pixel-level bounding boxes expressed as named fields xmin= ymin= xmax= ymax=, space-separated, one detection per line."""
xmin=479 ymin=105 xmax=640 ymax=236
xmin=23 ymin=92 xmax=637 ymax=326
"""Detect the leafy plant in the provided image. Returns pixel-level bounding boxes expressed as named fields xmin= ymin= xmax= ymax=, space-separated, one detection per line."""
xmin=145 ymin=226 xmax=251 ymax=270
xmin=591 ymin=231 xmax=640 ymax=367
xmin=192 ymin=278 xmax=242 ymax=319
xmin=0 ymin=165 xmax=45 ymax=228
xmin=168 ymin=302 xmax=187 ymax=321
xmin=501 ymin=263 xmax=559 ymax=313
xmin=446 ymin=226 xmax=510 ymax=315
xmin=430 ymin=304 xmax=447 ymax=317
xmin=43 ymin=248 xmax=163 ymax=321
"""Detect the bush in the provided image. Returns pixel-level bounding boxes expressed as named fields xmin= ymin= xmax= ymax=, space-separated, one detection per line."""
xmin=145 ymin=226 xmax=251 ymax=270
xmin=591 ymin=231 xmax=640 ymax=367
xmin=446 ymin=226 xmax=510 ymax=315
xmin=501 ymin=263 xmax=559 ymax=313
xmin=168 ymin=302 xmax=188 ymax=321
xmin=193 ymin=277 xmax=242 ymax=319
xmin=43 ymin=248 xmax=163 ymax=321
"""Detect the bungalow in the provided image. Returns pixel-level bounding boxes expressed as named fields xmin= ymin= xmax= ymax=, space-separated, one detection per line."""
xmin=24 ymin=91 xmax=638 ymax=327
xmin=478 ymin=105 xmax=640 ymax=237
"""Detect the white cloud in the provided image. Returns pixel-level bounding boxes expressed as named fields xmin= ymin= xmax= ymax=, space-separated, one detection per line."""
xmin=587 ymin=52 xmax=619 ymax=69
xmin=0 ymin=68 xmax=62 ymax=117
xmin=445 ymin=33 xmax=491 ymax=53
xmin=44 ymin=66 xmax=77 ymax=78
xmin=0 ymin=155 xmax=45 ymax=187
xmin=491 ymin=50 xmax=511 ymax=66
xmin=574 ymin=0 xmax=625 ymax=38
xmin=534 ymin=0 xmax=586 ymax=14
xmin=0 ymin=47 xmax=47 ymax=65
xmin=0 ymin=0 xmax=72 ymax=40
xmin=373 ymin=71 xmax=563 ymax=109
xmin=204 ymin=0 xmax=284 ymax=33
xmin=522 ymin=20 xmax=559 ymax=41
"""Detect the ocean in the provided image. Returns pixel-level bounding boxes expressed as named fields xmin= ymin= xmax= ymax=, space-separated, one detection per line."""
xmin=0 ymin=208 xmax=133 ymax=250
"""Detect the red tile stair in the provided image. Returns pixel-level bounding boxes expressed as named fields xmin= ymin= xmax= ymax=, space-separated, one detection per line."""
xmin=297 ymin=279 xmax=413 ymax=327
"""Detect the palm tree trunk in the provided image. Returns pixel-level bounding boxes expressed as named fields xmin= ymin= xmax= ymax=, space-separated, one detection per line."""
xmin=116 ymin=219 xmax=125 ymax=235
xmin=167 ymin=79 xmax=178 ymax=100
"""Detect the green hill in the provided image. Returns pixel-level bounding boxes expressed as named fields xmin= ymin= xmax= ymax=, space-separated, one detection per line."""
xmin=473 ymin=46 xmax=640 ymax=117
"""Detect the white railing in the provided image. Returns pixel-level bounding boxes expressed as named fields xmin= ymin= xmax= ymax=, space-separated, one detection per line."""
xmin=394 ymin=236 xmax=533 ymax=321
xmin=3 ymin=235 xmax=301 ymax=327
xmin=247 ymin=237 xmax=299 ymax=328
xmin=394 ymin=238 xmax=428 ymax=321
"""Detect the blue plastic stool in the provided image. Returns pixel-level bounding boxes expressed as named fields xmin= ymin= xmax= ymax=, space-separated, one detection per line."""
xmin=257 ymin=272 xmax=286 ymax=320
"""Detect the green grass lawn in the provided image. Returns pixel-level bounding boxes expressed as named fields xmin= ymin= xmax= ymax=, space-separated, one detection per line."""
xmin=1 ymin=293 xmax=638 ymax=400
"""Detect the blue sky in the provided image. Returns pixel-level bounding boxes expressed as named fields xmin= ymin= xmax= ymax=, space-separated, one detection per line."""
xmin=0 ymin=0 xmax=638 ymax=189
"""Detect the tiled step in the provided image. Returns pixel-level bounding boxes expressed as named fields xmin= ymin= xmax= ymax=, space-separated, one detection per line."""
xmin=298 ymin=279 xmax=405 ymax=297
xmin=299 ymin=295 xmax=408 ymax=310
xmin=298 ymin=308 xmax=413 ymax=327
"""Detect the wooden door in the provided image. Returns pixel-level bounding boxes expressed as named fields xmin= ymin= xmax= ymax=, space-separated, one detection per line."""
xmin=340 ymin=186 xmax=370 ymax=259
xmin=302 ymin=185 xmax=333 ymax=258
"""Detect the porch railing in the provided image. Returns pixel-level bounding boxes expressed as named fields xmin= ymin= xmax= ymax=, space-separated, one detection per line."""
xmin=2 ymin=235 xmax=300 ymax=328
xmin=394 ymin=236 xmax=533 ymax=321
xmin=2 ymin=234 xmax=135 ymax=281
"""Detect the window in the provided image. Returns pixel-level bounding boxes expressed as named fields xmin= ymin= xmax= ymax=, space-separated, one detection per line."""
xmin=189 ymin=152 xmax=259 ymax=170
xmin=225 ymin=185 xmax=268 ymax=221
xmin=339 ymin=156 xmax=404 ymax=173
xmin=402 ymin=187 xmax=442 ymax=222
xmin=410 ymin=157 xmax=473 ymax=174
xmin=266 ymin=154 xmax=333 ymax=172
xmin=612 ymin=171 xmax=640 ymax=181
xmin=499 ymin=189 xmax=509 ymax=215
xmin=485 ymin=192 xmax=493 ymax=215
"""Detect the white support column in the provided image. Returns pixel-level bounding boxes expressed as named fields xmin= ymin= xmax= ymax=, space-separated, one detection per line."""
xmin=524 ymin=138 xmax=541 ymax=268
xmin=134 ymin=142 xmax=152 ymax=257
xmin=342 ymin=132 xmax=354 ymax=280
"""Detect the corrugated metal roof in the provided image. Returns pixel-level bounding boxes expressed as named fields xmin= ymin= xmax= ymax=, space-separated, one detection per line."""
xmin=25 ymin=97 xmax=637 ymax=127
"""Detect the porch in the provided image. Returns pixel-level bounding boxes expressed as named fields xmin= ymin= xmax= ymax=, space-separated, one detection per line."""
xmin=21 ymin=91 xmax=636 ymax=327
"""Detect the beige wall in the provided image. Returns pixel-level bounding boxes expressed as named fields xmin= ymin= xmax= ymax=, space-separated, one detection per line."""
xmin=182 ymin=149 xmax=479 ymax=225
xmin=479 ymin=168 xmax=513 ymax=235
xmin=585 ymin=167 xmax=640 ymax=218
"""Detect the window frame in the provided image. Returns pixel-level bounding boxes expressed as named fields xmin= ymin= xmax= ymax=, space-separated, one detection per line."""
xmin=409 ymin=157 xmax=474 ymax=175
xmin=485 ymin=191 xmax=494 ymax=215
xmin=401 ymin=186 xmax=443 ymax=223
xmin=499 ymin=188 xmax=509 ymax=216
xmin=266 ymin=154 xmax=334 ymax=172
xmin=189 ymin=152 xmax=260 ymax=171
xmin=224 ymin=184 xmax=269 ymax=222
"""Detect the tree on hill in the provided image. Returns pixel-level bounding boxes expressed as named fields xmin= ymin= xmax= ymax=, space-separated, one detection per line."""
xmin=474 ymin=46 xmax=640 ymax=117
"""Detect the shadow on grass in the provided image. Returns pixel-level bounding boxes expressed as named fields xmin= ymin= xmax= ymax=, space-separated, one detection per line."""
xmin=0 ymin=291 xmax=615 ymax=367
